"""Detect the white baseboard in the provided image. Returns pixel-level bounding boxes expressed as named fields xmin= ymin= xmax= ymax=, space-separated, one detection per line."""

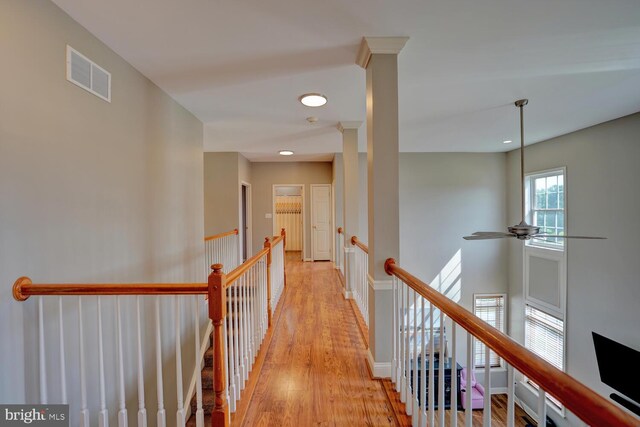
xmin=491 ymin=387 xmax=508 ymax=394
xmin=367 ymin=348 xmax=392 ymax=379
xmin=304 ymin=258 xmax=312 ymax=262
xmin=343 ymin=290 xmax=353 ymax=299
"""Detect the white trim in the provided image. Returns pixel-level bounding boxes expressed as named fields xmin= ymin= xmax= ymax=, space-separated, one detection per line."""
xmin=367 ymin=348 xmax=392 ymax=378
xmin=303 ymin=258 xmax=312 ymax=262
xmin=367 ymin=273 xmax=393 ymax=291
xmin=344 ymin=247 xmax=355 ymax=253
xmin=490 ymin=387 xmax=508 ymax=395
xmin=239 ymin=181 xmax=252 ymax=261
xmin=310 ymin=184 xmax=332 ymax=261
xmin=337 ymin=121 xmax=363 ymax=132
xmin=356 ymin=37 xmax=409 ymax=68
xmin=518 ymin=380 xmax=566 ymax=418
xmin=343 ymin=290 xmax=353 ymax=299
xmin=272 ymin=184 xmax=305 ymax=261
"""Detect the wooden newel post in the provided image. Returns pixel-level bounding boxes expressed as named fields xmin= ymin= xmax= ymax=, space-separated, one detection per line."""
xmin=280 ymin=228 xmax=287 ymax=288
xmin=264 ymin=237 xmax=273 ymax=327
xmin=208 ymin=264 xmax=229 ymax=427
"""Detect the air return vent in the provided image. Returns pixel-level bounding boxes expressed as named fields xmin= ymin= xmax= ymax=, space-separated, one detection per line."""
xmin=66 ymin=45 xmax=111 ymax=102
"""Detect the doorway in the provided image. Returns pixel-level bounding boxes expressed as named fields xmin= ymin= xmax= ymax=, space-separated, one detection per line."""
xmin=311 ymin=184 xmax=332 ymax=261
xmin=273 ymin=184 xmax=304 ymax=261
xmin=240 ymin=182 xmax=251 ymax=262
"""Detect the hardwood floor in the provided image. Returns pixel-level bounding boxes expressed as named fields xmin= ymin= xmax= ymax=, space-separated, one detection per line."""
xmin=242 ymin=254 xmax=531 ymax=426
xmin=242 ymin=253 xmax=396 ymax=426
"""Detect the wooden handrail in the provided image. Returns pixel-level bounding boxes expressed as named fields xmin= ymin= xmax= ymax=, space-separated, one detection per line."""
xmin=13 ymin=277 xmax=207 ymax=301
xmin=384 ymin=258 xmax=639 ymax=427
xmin=337 ymin=227 xmax=343 ymax=234
xmin=204 ymin=228 xmax=239 ymax=242
xmin=350 ymin=235 xmax=369 ymax=254
xmin=226 ymin=247 xmax=269 ymax=287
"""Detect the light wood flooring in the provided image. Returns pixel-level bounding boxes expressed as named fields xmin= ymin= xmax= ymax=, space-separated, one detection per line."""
xmin=243 ymin=253 xmax=531 ymax=426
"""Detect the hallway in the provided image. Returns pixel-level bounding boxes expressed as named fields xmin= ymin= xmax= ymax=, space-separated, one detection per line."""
xmin=242 ymin=253 xmax=397 ymax=426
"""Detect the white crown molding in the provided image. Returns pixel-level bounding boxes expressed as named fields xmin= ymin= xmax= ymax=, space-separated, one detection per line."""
xmin=337 ymin=121 xmax=363 ymax=133
xmin=367 ymin=273 xmax=393 ymax=291
xmin=356 ymin=36 xmax=409 ymax=69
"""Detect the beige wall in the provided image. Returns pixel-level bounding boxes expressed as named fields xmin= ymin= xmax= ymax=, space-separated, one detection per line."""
xmin=250 ymin=162 xmax=333 ymax=258
xmin=204 ymin=152 xmax=240 ymax=236
xmin=399 ymin=152 xmax=508 ymax=385
xmin=0 ymin=0 xmax=204 ymax=423
xmin=506 ymin=113 xmax=640 ymax=425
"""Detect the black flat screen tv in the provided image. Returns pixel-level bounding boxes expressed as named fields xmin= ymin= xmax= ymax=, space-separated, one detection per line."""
xmin=592 ymin=332 xmax=640 ymax=405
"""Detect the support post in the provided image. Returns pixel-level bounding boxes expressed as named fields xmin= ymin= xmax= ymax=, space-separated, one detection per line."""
xmin=280 ymin=228 xmax=287 ymax=288
xmin=264 ymin=238 xmax=273 ymax=327
xmin=357 ymin=36 xmax=408 ymax=378
xmin=338 ymin=121 xmax=362 ymax=300
xmin=208 ymin=264 xmax=229 ymax=427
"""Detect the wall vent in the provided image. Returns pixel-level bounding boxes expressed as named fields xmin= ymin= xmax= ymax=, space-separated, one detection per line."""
xmin=66 ymin=45 xmax=111 ymax=102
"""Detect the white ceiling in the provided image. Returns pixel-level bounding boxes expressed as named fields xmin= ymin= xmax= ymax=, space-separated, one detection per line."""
xmin=53 ymin=0 xmax=640 ymax=161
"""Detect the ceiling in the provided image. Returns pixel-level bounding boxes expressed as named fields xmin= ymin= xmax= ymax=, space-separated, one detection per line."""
xmin=52 ymin=0 xmax=640 ymax=161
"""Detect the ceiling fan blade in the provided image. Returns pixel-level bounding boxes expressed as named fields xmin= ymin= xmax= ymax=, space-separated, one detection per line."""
xmin=532 ymin=234 xmax=606 ymax=240
xmin=464 ymin=234 xmax=515 ymax=240
xmin=473 ymin=232 xmax=513 ymax=236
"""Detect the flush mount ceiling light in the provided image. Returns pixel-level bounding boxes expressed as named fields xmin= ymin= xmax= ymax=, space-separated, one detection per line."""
xmin=299 ymin=93 xmax=327 ymax=107
xmin=503 ymin=140 xmax=512 ymax=144
xmin=279 ymin=150 xmax=294 ymax=156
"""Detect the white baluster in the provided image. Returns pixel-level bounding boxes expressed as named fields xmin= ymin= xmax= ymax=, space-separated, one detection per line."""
xmin=483 ymin=343 xmax=491 ymax=425
xmin=155 ymin=297 xmax=166 ymax=427
xmin=402 ymin=282 xmax=409 ymax=406
xmin=193 ymin=296 xmax=204 ymax=427
xmin=242 ymin=275 xmax=249 ymax=383
xmin=97 ymin=297 xmax=109 ymax=427
xmin=439 ymin=311 xmax=445 ymax=427
xmin=136 ymin=297 xmax=147 ymax=427
xmin=465 ymin=333 xmax=473 ymax=427
xmin=175 ymin=297 xmax=185 ymax=427
xmin=78 ymin=297 xmax=90 ymax=427
xmin=400 ymin=281 xmax=406 ymax=402
xmin=428 ymin=302 xmax=434 ymax=427
xmin=538 ymin=389 xmax=547 ymax=427
xmin=420 ymin=296 xmax=426 ymax=427
xmin=58 ymin=297 xmax=67 ymax=403
xmin=412 ymin=289 xmax=419 ymax=426
xmin=395 ymin=278 xmax=402 ymax=393
xmin=233 ymin=281 xmax=241 ymax=398
xmin=38 ymin=297 xmax=47 ymax=403
xmin=507 ymin=365 xmax=515 ymax=427
xmin=116 ymin=297 xmax=128 ymax=427
xmin=391 ymin=277 xmax=397 ymax=385
xmin=450 ymin=324 xmax=457 ymax=427
xmin=227 ymin=287 xmax=237 ymax=410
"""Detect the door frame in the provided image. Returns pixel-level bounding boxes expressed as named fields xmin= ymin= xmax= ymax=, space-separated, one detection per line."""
xmin=239 ymin=181 xmax=252 ymax=261
xmin=272 ymin=184 xmax=305 ymax=261
xmin=310 ymin=183 xmax=333 ymax=262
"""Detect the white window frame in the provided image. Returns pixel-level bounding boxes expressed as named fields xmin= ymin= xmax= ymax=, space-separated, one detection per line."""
xmin=525 ymin=167 xmax=566 ymax=251
xmin=473 ymin=293 xmax=506 ymax=369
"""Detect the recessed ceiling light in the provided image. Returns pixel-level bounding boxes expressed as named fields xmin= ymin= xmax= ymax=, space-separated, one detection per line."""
xmin=299 ymin=93 xmax=327 ymax=107
xmin=503 ymin=140 xmax=512 ymax=144
xmin=279 ymin=150 xmax=294 ymax=156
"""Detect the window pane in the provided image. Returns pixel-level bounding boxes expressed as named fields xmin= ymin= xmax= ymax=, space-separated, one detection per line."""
xmin=548 ymin=191 xmax=558 ymax=209
xmin=535 ymin=192 xmax=546 ymax=209
xmin=545 ymin=212 xmax=556 ymax=228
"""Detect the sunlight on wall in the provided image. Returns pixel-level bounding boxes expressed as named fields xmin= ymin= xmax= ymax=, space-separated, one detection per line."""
xmin=430 ymin=249 xmax=462 ymax=303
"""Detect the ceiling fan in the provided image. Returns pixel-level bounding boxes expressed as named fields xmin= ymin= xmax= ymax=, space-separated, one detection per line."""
xmin=464 ymin=99 xmax=605 ymax=242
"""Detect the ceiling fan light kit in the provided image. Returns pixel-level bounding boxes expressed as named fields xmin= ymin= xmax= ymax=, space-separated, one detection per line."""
xmin=464 ymin=99 xmax=605 ymax=242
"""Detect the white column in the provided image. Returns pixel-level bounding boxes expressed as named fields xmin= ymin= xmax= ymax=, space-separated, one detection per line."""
xmin=339 ymin=121 xmax=362 ymax=300
xmin=357 ymin=36 xmax=408 ymax=377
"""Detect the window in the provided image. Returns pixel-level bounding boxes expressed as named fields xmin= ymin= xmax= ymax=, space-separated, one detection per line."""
xmin=474 ymin=294 xmax=505 ymax=368
xmin=525 ymin=304 xmax=564 ymax=408
xmin=526 ymin=169 xmax=565 ymax=248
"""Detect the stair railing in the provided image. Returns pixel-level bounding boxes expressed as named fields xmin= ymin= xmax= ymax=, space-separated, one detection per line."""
xmin=350 ymin=235 xmax=369 ymax=326
xmin=12 ymin=229 xmax=286 ymax=427
xmin=204 ymin=229 xmax=240 ymax=275
xmin=384 ymin=258 xmax=639 ymax=427
xmin=207 ymin=228 xmax=286 ymax=427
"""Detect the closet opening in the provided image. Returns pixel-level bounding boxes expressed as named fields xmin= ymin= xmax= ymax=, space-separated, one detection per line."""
xmin=273 ymin=184 xmax=304 ymax=261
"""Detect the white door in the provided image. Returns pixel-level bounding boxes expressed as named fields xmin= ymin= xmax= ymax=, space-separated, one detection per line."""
xmin=311 ymin=184 xmax=332 ymax=261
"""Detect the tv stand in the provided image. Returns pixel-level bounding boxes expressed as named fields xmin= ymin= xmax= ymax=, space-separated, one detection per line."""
xmin=610 ymin=393 xmax=640 ymax=417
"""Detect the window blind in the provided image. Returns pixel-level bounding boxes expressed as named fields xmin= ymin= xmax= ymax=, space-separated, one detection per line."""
xmin=474 ymin=295 xmax=504 ymax=368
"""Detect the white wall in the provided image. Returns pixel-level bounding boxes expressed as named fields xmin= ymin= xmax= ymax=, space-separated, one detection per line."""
xmin=358 ymin=153 xmax=369 ymax=244
xmin=0 ymin=1 xmax=204 ymax=425
xmin=399 ymin=153 xmax=508 ymax=386
xmin=506 ymin=113 xmax=640 ymax=425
